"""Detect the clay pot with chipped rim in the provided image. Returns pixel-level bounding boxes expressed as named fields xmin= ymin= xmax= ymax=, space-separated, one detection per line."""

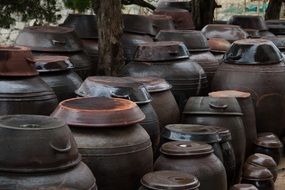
xmin=75 ymin=76 xmax=160 ymax=155
xmin=119 ymin=41 xmax=208 ymax=111
xmin=155 ymin=30 xmax=219 ymax=85
xmin=209 ymin=90 xmax=257 ymax=157
xmin=147 ymin=15 xmax=175 ymax=35
xmin=230 ymin=184 xmax=258 ymax=190
xmin=0 ymin=115 xmax=97 ymax=190
xmin=253 ymin=133 xmax=283 ymax=164
xmin=157 ymin=1 xmax=192 ymax=12
xmin=181 ymin=96 xmax=245 ymax=184
xmin=34 ymin=55 xmax=82 ymax=101
xmin=138 ymin=170 xmax=200 ymax=190
xmin=241 ymin=163 xmax=274 ymax=190
xmin=154 ymin=9 xmax=195 ymax=30
xmin=246 ymin=153 xmax=278 ymax=181
xmin=154 ymin=141 xmax=227 ymax=190
xmin=211 ymin=39 xmax=285 ymax=137
xmin=15 ymin=26 xmax=94 ymax=79
xmin=124 ymin=76 xmax=180 ymax=130
xmin=207 ymin=38 xmax=231 ymax=63
xmin=0 ymin=46 xmax=58 ymax=115
xmin=51 ymin=97 xmax=153 ymax=190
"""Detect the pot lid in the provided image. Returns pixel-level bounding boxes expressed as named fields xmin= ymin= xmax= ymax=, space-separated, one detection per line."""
xmin=246 ymin=153 xmax=277 ymax=168
xmin=223 ymin=39 xmax=283 ymax=65
xmin=228 ymin=15 xmax=268 ymax=31
xmin=209 ymin=90 xmax=251 ymax=99
xmin=157 ymin=1 xmax=192 ymax=11
xmin=60 ymin=14 xmax=98 ymax=39
xmin=254 ymin=132 xmax=283 ymax=148
xmin=243 ymin=163 xmax=273 ymax=180
xmin=141 ymin=170 xmax=200 ymax=190
xmin=183 ymin=96 xmax=243 ymax=116
xmin=201 ymin=24 xmax=248 ymax=43
xmin=267 ymin=24 xmax=285 ymax=35
xmin=230 ymin=184 xmax=258 ymax=190
xmin=75 ymin=76 xmax=152 ymax=104
xmin=134 ymin=41 xmax=190 ymax=61
xmin=262 ymin=36 xmax=285 ymax=50
xmin=160 ymin=141 xmax=213 ymax=156
xmin=0 ymin=46 xmax=38 ymax=77
xmin=34 ymin=55 xmax=74 ymax=72
xmin=123 ymin=14 xmax=156 ymax=36
xmin=121 ymin=32 xmax=153 ymax=47
xmin=162 ymin=124 xmax=221 ymax=143
xmin=155 ymin=30 xmax=209 ymax=52
xmin=51 ymin=97 xmax=145 ymax=127
xmin=208 ymin=38 xmax=231 ymax=53
xmin=123 ymin=77 xmax=172 ymax=92
xmin=15 ymin=26 xmax=83 ymax=52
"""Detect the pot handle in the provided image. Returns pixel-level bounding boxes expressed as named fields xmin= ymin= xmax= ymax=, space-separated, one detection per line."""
xmin=51 ymin=39 xmax=66 ymax=46
xmin=209 ymin=103 xmax=228 ymax=110
xmin=50 ymin=139 xmax=72 ymax=153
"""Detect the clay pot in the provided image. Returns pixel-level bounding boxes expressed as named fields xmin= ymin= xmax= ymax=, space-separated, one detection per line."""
xmin=139 ymin=170 xmax=200 ymax=190
xmin=51 ymin=97 xmax=153 ymax=190
xmin=207 ymin=38 xmax=231 ymax=63
xmin=231 ymin=184 xmax=258 ymax=190
xmin=266 ymin=20 xmax=285 ymax=35
xmin=123 ymin=14 xmax=156 ymax=36
xmin=147 ymin=15 xmax=175 ymax=35
xmin=262 ymin=36 xmax=285 ymax=52
xmin=154 ymin=141 xmax=227 ymax=190
xmin=245 ymin=29 xmax=262 ymax=39
xmin=209 ymin=90 xmax=257 ymax=157
xmin=156 ymin=1 xmax=192 ymax=12
xmin=34 ymin=55 xmax=82 ymax=101
xmin=228 ymin=15 xmax=268 ymax=31
xmin=181 ymin=96 xmax=245 ymax=184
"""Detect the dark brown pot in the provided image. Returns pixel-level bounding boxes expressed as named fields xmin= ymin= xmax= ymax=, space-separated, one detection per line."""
xmin=147 ymin=15 xmax=175 ymax=35
xmin=156 ymin=1 xmax=192 ymax=12
xmin=211 ymin=39 xmax=285 ymax=137
xmin=181 ymin=96 xmax=245 ymax=184
xmin=231 ymin=184 xmax=258 ymax=190
xmin=119 ymin=41 xmax=208 ymax=111
xmin=123 ymin=14 xmax=156 ymax=36
xmin=262 ymin=36 xmax=285 ymax=52
xmin=154 ymin=141 xmax=227 ymax=190
xmin=207 ymin=38 xmax=231 ymax=63
xmin=209 ymin=90 xmax=257 ymax=157
xmin=266 ymin=21 xmax=285 ymax=35
xmin=139 ymin=170 xmax=200 ymax=190
xmin=228 ymin=15 xmax=268 ymax=31
xmin=51 ymin=97 xmax=153 ymax=190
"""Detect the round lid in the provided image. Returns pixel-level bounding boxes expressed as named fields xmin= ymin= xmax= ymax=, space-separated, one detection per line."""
xmin=34 ymin=55 xmax=74 ymax=72
xmin=230 ymin=184 xmax=258 ymax=190
xmin=201 ymin=24 xmax=248 ymax=42
xmin=162 ymin=124 xmax=221 ymax=143
xmin=254 ymin=132 xmax=283 ymax=148
xmin=208 ymin=38 xmax=231 ymax=53
xmin=209 ymin=90 xmax=251 ymax=99
xmin=141 ymin=170 xmax=200 ymax=190
xmin=243 ymin=163 xmax=273 ymax=180
xmin=224 ymin=39 xmax=283 ymax=65
xmin=228 ymin=15 xmax=268 ymax=31
xmin=262 ymin=36 xmax=285 ymax=50
xmin=155 ymin=30 xmax=209 ymax=52
xmin=51 ymin=97 xmax=145 ymax=127
xmin=246 ymin=153 xmax=277 ymax=168
xmin=183 ymin=96 xmax=243 ymax=116
xmin=15 ymin=26 xmax=83 ymax=52
xmin=124 ymin=77 xmax=172 ymax=92
xmin=75 ymin=76 xmax=152 ymax=104
xmin=123 ymin=14 xmax=156 ymax=36
xmin=134 ymin=41 xmax=190 ymax=61
xmin=160 ymin=141 xmax=213 ymax=156
xmin=0 ymin=46 xmax=38 ymax=76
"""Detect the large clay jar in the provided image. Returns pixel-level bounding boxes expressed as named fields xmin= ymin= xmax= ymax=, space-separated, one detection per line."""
xmin=75 ymin=76 xmax=160 ymax=154
xmin=34 ymin=55 xmax=82 ymax=101
xmin=51 ymin=97 xmax=153 ymax=190
xmin=154 ymin=141 xmax=227 ymax=190
xmin=155 ymin=30 xmax=219 ymax=85
xmin=119 ymin=41 xmax=208 ymax=110
xmin=209 ymin=90 xmax=257 ymax=157
xmin=138 ymin=170 xmax=200 ymax=190
xmin=0 ymin=46 xmax=58 ymax=115
xmin=211 ymin=39 xmax=285 ymax=137
xmin=15 ymin=26 xmax=93 ymax=79
xmin=0 ymin=115 xmax=96 ymax=189
xmin=181 ymin=96 xmax=245 ymax=184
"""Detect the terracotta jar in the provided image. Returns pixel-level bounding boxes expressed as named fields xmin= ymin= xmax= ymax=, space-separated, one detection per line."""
xmin=207 ymin=38 xmax=231 ymax=63
xmin=51 ymin=97 xmax=153 ymax=190
xmin=0 ymin=115 xmax=96 ymax=189
xmin=155 ymin=30 xmax=219 ymax=85
xmin=231 ymin=184 xmax=258 ymax=190
xmin=34 ymin=55 xmax=82 ymax=101
xmin=119 ymin=41 xmax=208 ymax=110
xmin=15 ymin=26 xmax=93 ymax=79
xmin=0 ymin=46 xmax=58 ymax=115
xmin=212 ymin=39 xmax=285 ymax=137
xmin=209 ymin=90 xmax=257 ymax=157
xmin=75 ymin=76 xmax=160 ymax=154
xmin=154 ymin=141 xmax=227 ymax=190
xmin=242 ymin=163 xmax=274 ymax=190
xmin=138 ymin=170 xmax=200 ymax=190
xmin=181 ymin=96 xmax=245 ymax=184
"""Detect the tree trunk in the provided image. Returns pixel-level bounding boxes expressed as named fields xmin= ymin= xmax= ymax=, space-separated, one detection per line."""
xmin=93 ymin=0 xmax=124 ymax=76
xmin=192 ymin=0 xmax=216 ymax=30
xmin=265 ymin=0 xmax=283 ymax=20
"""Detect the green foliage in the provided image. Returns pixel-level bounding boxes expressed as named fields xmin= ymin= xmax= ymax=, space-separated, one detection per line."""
xmin=63 ymin=0 xmax=92 ymax=13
